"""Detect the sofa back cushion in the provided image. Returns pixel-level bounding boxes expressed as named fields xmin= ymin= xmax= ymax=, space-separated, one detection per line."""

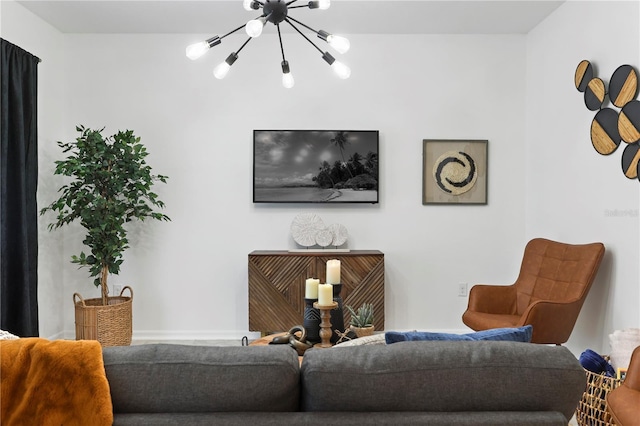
xmin=103 ymin=344 xmax=299 ymax=413
xmin=300 ymin=341 xmax=585 ymax=421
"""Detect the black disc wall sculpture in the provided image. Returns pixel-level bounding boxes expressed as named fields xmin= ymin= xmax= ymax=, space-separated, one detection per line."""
xmin=575 ymin=60 xmax=640 ymax=182
xmin=619 ymin=100 xmax=640 ymax=144
xmin=591 ymin=108 xmax=621 ymax=155
xmin=610 ymin=65 xmax=638 ymax=108
xmin=585 ymin=77 xmax=606 ymax=111
xmin=575 ymin=60 xmax=594 ymax=92
xmin=622 ymin=143 xmax=640 ymax=179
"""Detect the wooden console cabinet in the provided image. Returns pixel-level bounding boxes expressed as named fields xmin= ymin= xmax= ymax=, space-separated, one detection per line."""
xmin=248 ymin=250 xmax=384 ymax=333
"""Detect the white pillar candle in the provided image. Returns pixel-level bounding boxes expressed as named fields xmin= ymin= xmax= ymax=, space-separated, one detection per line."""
xmin=318 ymin=283 xmax=333 ymax=305
xmin=305 ymin=278 xmax=319 ymax=299
xmin=326 ymin=259 xmax=341 ymax=284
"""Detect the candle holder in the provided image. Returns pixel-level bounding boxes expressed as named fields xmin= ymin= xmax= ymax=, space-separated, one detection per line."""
xmin=313 ymin=301 xmax=338 ymax=348
xmin=303 ymin=298 xmax=321 ymax=343
xmin=330 ymin=283 xmax=344 ymax=344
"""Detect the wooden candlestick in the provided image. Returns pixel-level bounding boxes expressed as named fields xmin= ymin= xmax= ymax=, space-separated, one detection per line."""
xmin=313 ymin=301 xmax=338 ymax=348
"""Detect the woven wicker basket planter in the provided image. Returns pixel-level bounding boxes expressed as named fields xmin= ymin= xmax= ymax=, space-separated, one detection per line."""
xmin=575 ymin=366 xmax=622 ymax=426
xmin=73 ymin=286 xmax=133 ymax=347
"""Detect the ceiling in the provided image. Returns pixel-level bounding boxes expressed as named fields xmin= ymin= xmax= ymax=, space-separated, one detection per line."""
xmin=16 ymin=0 xmax=565 ymax=35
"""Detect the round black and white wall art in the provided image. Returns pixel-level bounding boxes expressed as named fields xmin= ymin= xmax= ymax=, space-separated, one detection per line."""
xmin=423 ymin=139 xmax=487 ymax=205
xmin=432 ymin=151 xmax=478 ymax=195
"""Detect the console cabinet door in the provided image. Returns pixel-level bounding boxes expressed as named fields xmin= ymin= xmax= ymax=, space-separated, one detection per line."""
xmin=248 ymin=251 xmax=384 ymax=333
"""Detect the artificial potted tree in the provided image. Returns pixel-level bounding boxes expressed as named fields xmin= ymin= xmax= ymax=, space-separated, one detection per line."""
xmin=41 ymin=125 xmax=170 ymax=346
xmin=346 ymin=303 xmax=374 ymax=337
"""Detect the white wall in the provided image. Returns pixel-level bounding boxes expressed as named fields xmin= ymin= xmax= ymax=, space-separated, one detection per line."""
xmin=526 ymin=0 xmax=640 ymax=354
xmin=0 ymin=0 xmax=67 ymax=339
xmin=9 ymin=1 xmax=637 ymax=349
xmin=53 ymin=32 xmax=526 ymax=340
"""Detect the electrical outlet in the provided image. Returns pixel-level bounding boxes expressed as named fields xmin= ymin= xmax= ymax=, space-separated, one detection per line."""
xmin=113 ymin=284 xmax=122 ymax=296
xmin=458 ymin=282 xmax=468 ymax=297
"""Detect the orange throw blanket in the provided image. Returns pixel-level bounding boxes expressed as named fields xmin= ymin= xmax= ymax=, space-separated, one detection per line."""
xmin=1 ymin=338 xmax=113 ymax=426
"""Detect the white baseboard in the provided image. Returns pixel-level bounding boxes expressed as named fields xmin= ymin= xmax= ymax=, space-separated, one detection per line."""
xmin=60 ymin=328 xmax=474 ymax=342
xmin=132 ymin=330 xmax=262 ymax=341
xmin=62 ymin=329 xmax=262 ymax=342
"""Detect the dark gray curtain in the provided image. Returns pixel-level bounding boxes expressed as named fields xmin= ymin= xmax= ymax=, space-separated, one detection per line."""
xmin=0 ymin=38 xmax=40 ymax=336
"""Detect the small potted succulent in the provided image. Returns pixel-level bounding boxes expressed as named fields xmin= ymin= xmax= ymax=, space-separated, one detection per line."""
xmin=346 ymin=303 xmax=374 ymax=337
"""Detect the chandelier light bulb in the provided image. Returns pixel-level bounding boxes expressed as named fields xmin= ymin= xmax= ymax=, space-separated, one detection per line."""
xmin=331 ymin=60 xmax=351 ymax=79
xmin=281 ymin=60 xmax=294 ymax=88
xmin=243 ymin=0 xmax=258 ymax=11
xmin=246 ymin=18 xmax=266 ymax=38
xmin=213 ymin=62 xmax=231 ymax=79
xmin=309 ymin=0 xmax=330 ymax=9
xmin=214 ymin=53 xmax=238 ymax=79
xmin=185 ymin=41 xmax=210 ymax=60
xmin=327 ymin=35 xmax=350 ymax=54
xmin=322 ymin=52 xmax=349 ymax=79
xmin=282 ymin=72 xmax=295 ymax=88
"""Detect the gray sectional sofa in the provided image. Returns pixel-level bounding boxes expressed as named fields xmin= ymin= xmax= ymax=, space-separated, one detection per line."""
xmin=102 ymin=340 xmax=586 ymax=425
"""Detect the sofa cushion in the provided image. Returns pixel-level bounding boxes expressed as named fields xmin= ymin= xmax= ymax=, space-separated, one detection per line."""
xmin=103 ymin=344 xmax=299 ymax=413
xmin=300 ymin=340 xmax=585 ymax=422
xmin=112 ymin=411 xmax=571 ymax=425
xmin=385 ymin=325 xmax=533 ymax=344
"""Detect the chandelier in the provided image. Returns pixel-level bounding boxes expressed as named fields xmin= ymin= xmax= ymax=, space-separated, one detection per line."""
xmin=185 ymin=0 xmax=350 ymax=88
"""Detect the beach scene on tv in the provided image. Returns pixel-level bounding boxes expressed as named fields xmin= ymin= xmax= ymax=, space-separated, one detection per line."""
xmin=254 ymin=130 xmax=379 ymax=203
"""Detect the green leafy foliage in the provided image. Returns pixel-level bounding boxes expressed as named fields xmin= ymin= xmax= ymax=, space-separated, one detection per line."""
xmin=346 ymin=303 xmax=374 ymax=328
xmin=40 ymin=125 xmax=170 ymax=303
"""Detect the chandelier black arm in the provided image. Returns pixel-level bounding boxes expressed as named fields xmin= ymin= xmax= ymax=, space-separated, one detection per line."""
xmin=277 ymin=24 xmax=287 ymax=62
xmin=284 ymin=18 xmax=324 ymax=55
xmin=285 ymin=15 xmax=319 ymax=34
xmin=221 ymin=23 xmax=248 ymax=39
xmin=286 ymin=0 xmax=299 ymax=6
xmin=235 ymin=37 xmax=253 ymax=55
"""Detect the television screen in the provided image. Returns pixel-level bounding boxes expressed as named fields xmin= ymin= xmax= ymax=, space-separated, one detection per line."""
xmin=253 ymin=130 xmax=379 ymax=203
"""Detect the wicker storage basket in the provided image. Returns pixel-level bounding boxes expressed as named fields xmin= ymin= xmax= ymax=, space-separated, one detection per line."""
xmin=74 ymin=286 xmax=133 ymax=347
xmin=575 ymin=365 xmax=623 ymax=426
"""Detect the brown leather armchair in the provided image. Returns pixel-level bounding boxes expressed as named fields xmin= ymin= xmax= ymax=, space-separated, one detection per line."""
xmin=462 ymin=238 xmax=605 ymax=344
xmin=607 ymin=345 xmax=640 ymax=426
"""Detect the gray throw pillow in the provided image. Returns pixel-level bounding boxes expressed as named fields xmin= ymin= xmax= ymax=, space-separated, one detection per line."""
xmin=333 ymin=333 xmax=386 ymax=347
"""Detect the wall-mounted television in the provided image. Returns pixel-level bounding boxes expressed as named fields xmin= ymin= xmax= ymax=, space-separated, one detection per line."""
xmin=253 ymin=130 xmax=379 ymax=203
